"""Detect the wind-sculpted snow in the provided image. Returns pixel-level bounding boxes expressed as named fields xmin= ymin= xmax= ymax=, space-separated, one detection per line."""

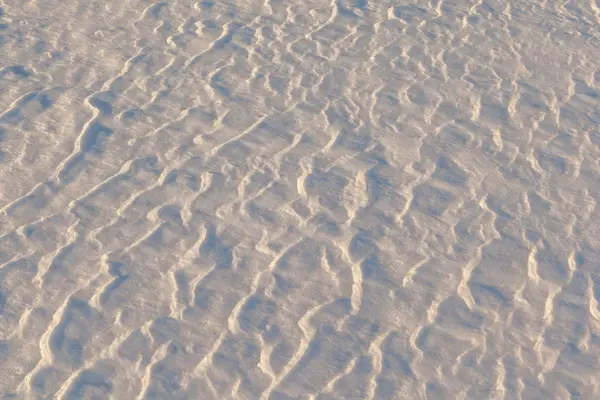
xmin=0 ymin=0 xmax=599 ymax=398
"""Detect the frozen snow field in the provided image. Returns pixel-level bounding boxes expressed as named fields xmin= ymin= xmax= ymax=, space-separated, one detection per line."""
xmin=0 ymin=0 xmax=599 ymax=398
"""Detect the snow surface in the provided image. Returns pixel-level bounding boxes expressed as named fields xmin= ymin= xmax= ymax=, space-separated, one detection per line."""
xmin=0 ymin=0 xmax=599 ymax=398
